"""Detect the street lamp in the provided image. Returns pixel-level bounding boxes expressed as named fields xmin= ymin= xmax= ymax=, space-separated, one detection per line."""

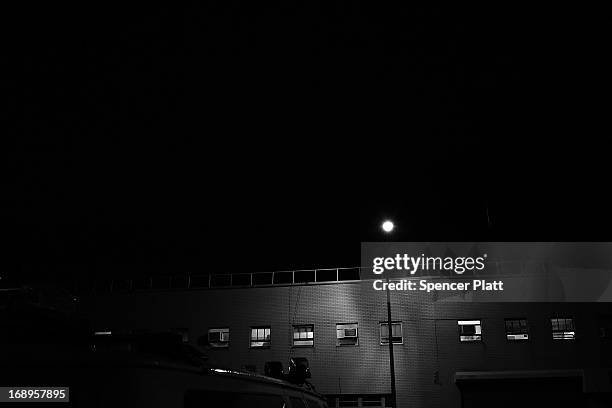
xmin=381 ymin=219 xmax=397 ymax=408
xmin=382 ymin=220 xmax=394 ymax=233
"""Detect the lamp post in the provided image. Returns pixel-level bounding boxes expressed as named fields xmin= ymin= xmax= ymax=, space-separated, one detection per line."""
xmin=381 ymin=220 xmax=397 ymax=408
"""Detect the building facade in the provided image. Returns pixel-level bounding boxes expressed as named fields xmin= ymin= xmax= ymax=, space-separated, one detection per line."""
xmin=86 ymin=277 xmax=612 ymax=408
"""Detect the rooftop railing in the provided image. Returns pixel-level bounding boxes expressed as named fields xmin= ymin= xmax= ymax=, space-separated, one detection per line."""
xmin=91 ymin=260 xmax=554 ymax=295
xmin=94 ymin=267 xmax=363 ymax=294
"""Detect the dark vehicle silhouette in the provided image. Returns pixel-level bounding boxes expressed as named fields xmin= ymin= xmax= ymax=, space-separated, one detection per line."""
xmin=0 ymin=286 xmax=328 ymax=407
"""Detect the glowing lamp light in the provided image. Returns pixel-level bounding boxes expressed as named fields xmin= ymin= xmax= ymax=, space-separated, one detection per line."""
xmin=382 ymin=220 xmax=394 ymax=233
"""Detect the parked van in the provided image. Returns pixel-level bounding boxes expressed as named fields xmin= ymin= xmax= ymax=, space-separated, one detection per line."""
xmin=1 ymin=329 xmax=327 ymax=407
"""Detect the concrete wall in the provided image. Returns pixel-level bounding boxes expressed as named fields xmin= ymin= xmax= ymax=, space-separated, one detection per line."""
xmin=85 ymin=281 xmax=612 ymax=408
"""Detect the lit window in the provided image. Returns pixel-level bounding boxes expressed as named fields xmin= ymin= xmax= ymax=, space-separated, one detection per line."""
xmin=250 ymin=326 xmax=271 ymax=348
xmin=293 ymin=325 xmax=314 ymax=347
xmin=458 ymin=320 xmax=482 ymax=342
xmin=208 ymin=328 xmax=229 ymax=348
xmin=551 ymin=317 xmax=575 ymax=340
xmin=380 ymin=322 xmax=403 ymax=344
xmin=336 ymin=323 xmax=359 ymax=346
xmin=505 ymin=318 xmax=529 ymax=341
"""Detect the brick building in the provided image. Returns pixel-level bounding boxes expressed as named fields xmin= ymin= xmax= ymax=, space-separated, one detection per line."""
xmin=86 ymin=270 xmax=612 ymax=408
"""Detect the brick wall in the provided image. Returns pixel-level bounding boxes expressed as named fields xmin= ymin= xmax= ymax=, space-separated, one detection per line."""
xmin=85 ymin=281 xmax=612 ymax=408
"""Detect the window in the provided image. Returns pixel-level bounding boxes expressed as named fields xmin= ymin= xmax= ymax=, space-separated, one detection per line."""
xmin=380 ymin=321 xmax=403 ymax=344
xmin=172 ymin=327 xmax=189 ymax=342
xmin=598 ymin=315 xmax=612 ymax=339
xmin=505 ymin=318 xmax=529 ymax=341
xmin=208 ymin=328 xmax=229 ymax=348
xmin=327 ymin=394 xmax=389 ymax=408
xmin=338 ymin=395 xmax=359 ymax=407
xmin=336 ymin=323 xmax=359 ymax=346
xmin=551 ymin=317 xmax=575 ymax=340
xmin=458 ymin=320 xmax=482 ymax=342
xmin=250 ymin=326 xmax=271 ymax=348
xmin=293 ymin=325 xmax=314 ymax=347
xmin=361 ymin=395 xmax=390 ymax=407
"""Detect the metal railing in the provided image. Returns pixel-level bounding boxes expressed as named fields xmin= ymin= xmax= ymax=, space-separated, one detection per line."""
xmin=95 ymin=267 xmax=364 ymax=294
xmin=92 ymin=260 xmax=556 ymax=295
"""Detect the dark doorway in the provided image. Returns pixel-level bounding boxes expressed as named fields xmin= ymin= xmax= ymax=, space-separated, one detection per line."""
xmin=458 ymin=377 xmax=584 ymax=408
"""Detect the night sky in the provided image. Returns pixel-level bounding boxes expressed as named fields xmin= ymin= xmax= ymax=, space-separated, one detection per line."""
xmin=4 ymin=3 xmax=609 ymax=288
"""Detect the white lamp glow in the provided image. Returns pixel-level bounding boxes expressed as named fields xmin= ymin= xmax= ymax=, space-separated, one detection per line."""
xmin=382 ymin=220 xmax=394 ymax=233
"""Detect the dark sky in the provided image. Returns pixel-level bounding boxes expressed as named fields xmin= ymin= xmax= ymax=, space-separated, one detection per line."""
xmin=4 ymin=3 xmax=610 ymax=287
